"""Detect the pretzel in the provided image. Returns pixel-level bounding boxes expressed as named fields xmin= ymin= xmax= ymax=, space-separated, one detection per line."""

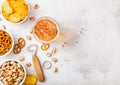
xmin=18 ymin=38 xmax=26 ymax=48
xmin=41 ymin=43 xmax=50 ymax=51
xmin=13 ymin=44 xmax=21 ymax=54
xmin=0 ymin=30 xmax=12 ymax=55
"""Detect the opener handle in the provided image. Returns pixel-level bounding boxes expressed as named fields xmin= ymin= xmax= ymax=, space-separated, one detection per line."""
xmin=32 ymin=55 xmax=45 ymax=82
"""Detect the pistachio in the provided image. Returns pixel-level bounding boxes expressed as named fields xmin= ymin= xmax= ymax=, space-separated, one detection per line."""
xmin=26 ymin=35 xmax=32 ymax=40
xmin=46 ymin=53 xmax=52 ymax=57
xmin=0 ymin=61 xmax=25 ymax=84
xmin=34 ymin=4 xmax=39 ymax=9
xmin=51 ymin=48 xmax=56 ymax=54
xmin=53 ymin=67 xmax=58 ymax=73
xmin=19 ymin=56 xmax=25 ymax=61
xmin=29 ymin=28 xmax=33 ymax=34
xmin=1 ymin=25 xmax=6 ymax=30
xmin=29 ymin=17 xmax=35 ymax=21
xmin=26 ymin=62 xmax=31 ymax=67
xmin=52 ymin=57 xmax=57 ymax=62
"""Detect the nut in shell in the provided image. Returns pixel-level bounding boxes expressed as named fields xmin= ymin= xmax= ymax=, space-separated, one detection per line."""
xmin=26 ymin=62 xmax=31 ymax=67
xmin=1 ymin=25 xmax=6 ymax=29
xmin=34 ymin=4 xmax=39 ymax=9
xmin=19 ymin=56 xmax=25 ymax=61
xmin=53 ymin=67 xmax=58 ymax=73
xmin=46 ymin=53 xmax=52 ymax=57
xmin=30 ymin=17 xmax=35 ymax=21
xmin=52 ymin=57 xmax=57 ymax=62
xmin=29 ymin=28 xmax=33 ymax=34
xmin=0 ymin=60 xmax=25 ymax=85
xmin=51 ymin=48 xmax=56 ymax=54
xmin=26 ymin=35 xmax=32 ymax=40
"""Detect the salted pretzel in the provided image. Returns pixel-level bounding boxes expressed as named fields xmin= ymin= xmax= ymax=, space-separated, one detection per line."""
xmin=0 ymin=30 xmax=12 ymax=55
xmin=41 ymin=43 xmax=50 ymax=51
xmin=13 ymin=44 xmax=21 ymax=54
xmin=18 ymin=38 xmax=26 ymax=48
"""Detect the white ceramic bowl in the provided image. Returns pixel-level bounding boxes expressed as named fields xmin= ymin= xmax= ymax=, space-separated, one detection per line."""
xmin=33 ymin=17 xmax=60 ymax=43
xmin=0 ymin=59 xmax=26 ymax=85
xmin=0 ymin=29 xmax=14 ymax=57
xmin=1 ymin=0 xmax=30 ymax=24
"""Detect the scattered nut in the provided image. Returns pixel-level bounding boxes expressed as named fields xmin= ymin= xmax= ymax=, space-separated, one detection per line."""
xmin=19 ymin=56 xmax=25 ymax=61
xmin=26 ymin=62 xmax=31 ymax=67
xmin=51 ymin=48 xmax=56 ymax=54
xmin=34 ymin=4 xmax=39 ymax=9
xmin=29 ymin=28 xmax=33 ymax=34
xmin=26 ymin=35 xmax=32 ymax=40
xmin=46 ymin=53 xmax=52 ymax=57
xmin=53 ymin=67 xmax=58 ymax=73
xmin=52 ymin=57 xmax=57 ymax=62
xmin=29 ymin=17 xmax=35 ymax=21
xmin=1 ymin=25 xmax=6 ymax=30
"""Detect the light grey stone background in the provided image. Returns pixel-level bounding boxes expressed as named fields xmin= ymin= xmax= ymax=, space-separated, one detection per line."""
xmin=0 ymin=0 xmax=120 ymax=85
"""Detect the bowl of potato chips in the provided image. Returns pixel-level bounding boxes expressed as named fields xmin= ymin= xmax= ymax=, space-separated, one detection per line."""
xmin=0 ymin=29 xmax=14 ymax=57
xmin=1 ymin=0 xmax=30 ymax=24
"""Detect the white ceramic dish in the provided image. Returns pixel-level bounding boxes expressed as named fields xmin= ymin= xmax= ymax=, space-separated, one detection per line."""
xmin=33 ymin=17 xmax=60 ymax=43
xmin=0 ymin=59 xmax=26 ymax=85
xmin=1 ymin=0 xmax=30 ymax=24
xmin=0 ymin=29 xmax=14 ymax=57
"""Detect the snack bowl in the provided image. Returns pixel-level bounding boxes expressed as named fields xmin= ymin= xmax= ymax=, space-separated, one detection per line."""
xmin=33 ymin=16 xmax=60 ymax=43
xmin=0 ymin=59 xmax=26 ymax=85
xmin=0 ymin=29 xmax=14 ymax=57
xmin=1 ymin=0 xmax=30 ymax=24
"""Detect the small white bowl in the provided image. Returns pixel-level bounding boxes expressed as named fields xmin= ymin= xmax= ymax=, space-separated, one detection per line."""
xmin=33 ymin=17 xmax=60 ymax=43
xmin=1 ymin=0 xmax=30 ymax=24
xmin=0 ymin=29 xmax=14 ymax=57
xmin=0 ymin=59 xmax=26 ymax=85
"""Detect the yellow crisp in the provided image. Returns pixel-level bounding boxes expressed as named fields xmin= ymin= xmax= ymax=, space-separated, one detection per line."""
xmin=24 ymin=74 xmax=37 ymax=85
xmin=2 ymin=0 xmax=28 ymax=23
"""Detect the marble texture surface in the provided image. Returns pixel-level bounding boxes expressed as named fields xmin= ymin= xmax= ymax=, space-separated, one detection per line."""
xmin=0 ymin=0 xmax=120 ymax=85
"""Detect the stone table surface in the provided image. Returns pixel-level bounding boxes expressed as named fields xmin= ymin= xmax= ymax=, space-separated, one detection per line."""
xmin=0 ymin=0 xmax=120 ymax=85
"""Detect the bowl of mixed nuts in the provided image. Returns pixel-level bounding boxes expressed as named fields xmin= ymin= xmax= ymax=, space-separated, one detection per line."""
xmin=0 ymin=60 xmax=26 ymax=85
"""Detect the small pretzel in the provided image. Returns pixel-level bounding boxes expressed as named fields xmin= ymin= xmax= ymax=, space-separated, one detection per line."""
xmin=41 ymin=43 xmax=50 ymax=51
xmin=18 ymin=38 xmax=26 ymax=48
xmin=13 ymin=44 xmax=21 ymax=54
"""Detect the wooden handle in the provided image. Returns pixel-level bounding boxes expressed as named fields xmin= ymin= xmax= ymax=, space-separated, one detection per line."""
xmin=32 ymin=55 xmax=45 ymax=82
